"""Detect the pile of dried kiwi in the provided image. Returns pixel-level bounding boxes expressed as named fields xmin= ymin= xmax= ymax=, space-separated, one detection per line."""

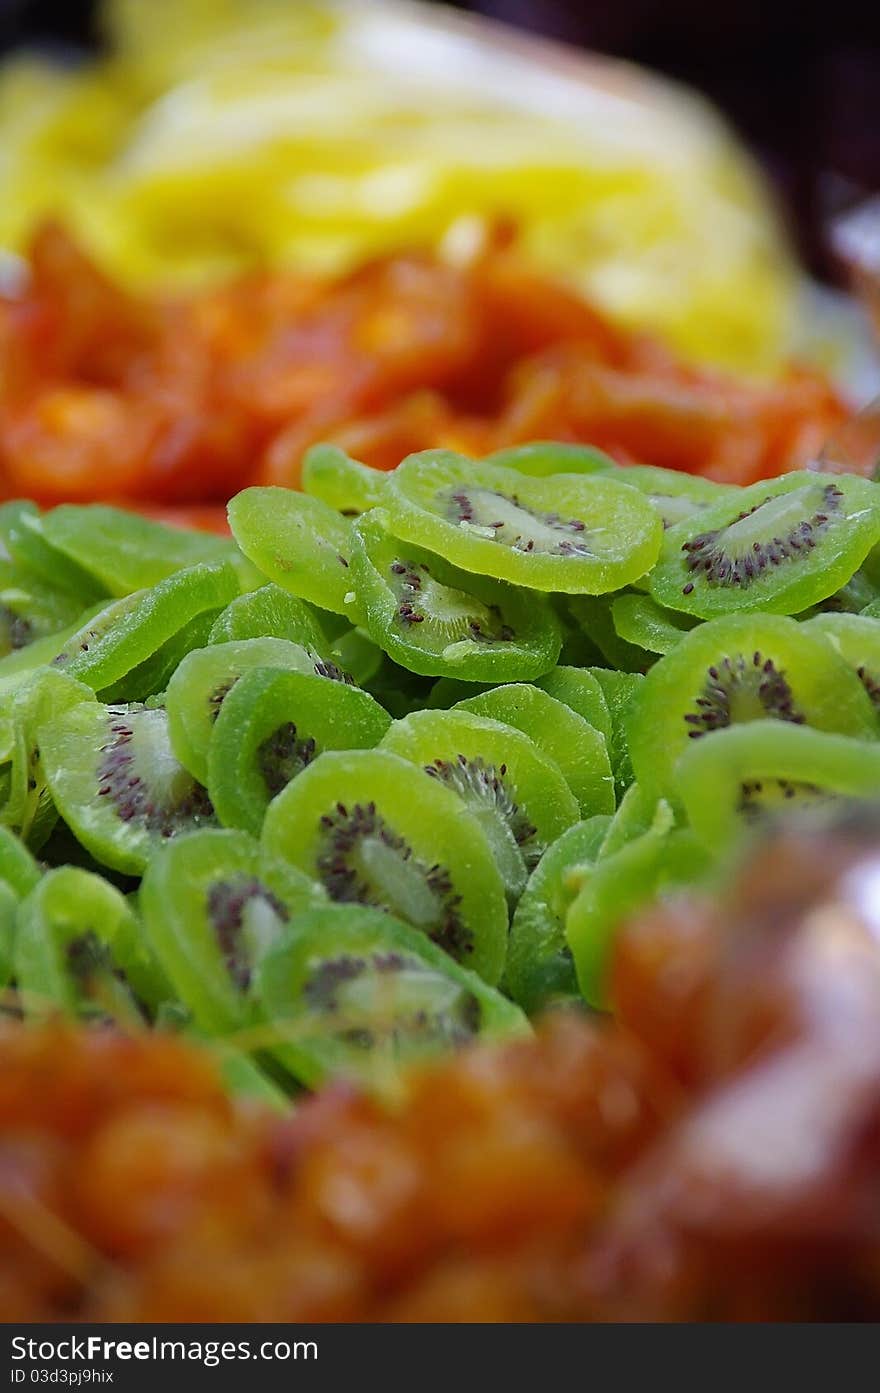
xmin=4 ymin=440 xmax=880 ymax=1098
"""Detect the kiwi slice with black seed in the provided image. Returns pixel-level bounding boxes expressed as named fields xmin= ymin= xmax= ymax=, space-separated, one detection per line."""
xmin=628 ymin=613 xmax=878 ymax=806
xmin=650 ymin=471 xmax=880 ymax=619
xmin=165 ymin=637 xmax=326 ymax=785
xmin=0 ymin=500 xmax=105 ymax=605
xmin=0 ymin=557 xmax=87 ymax=659
xmin=566 ymin=822 xmax=712 ymax=1009
xmin=803 ymin=613 xmax=880 ymax=711
xmin=385 ymin=450 xmax=662 ymax=592
xmin=140 ymin=827 xmax=324 ymax=1036
xmin=327 ymin=626 xmax=383 ymax=686
xmin=483 ymin=441 xmax=615 ymax=477
xmin=611 ymin=593 xmax=700 ymax=656
xmin=256 ymin=904 xmax=527 ymax=1088
xmin=208 ymin=583 xmax=329 ymax=652
xmin=51 ymin=562 xmax=240 ymax=694
xmin=301 ymin=443 xmax=388 ymax=515
xmin=676 ymin=721 xmax=880 ymax=850
xmin=39 ymin=701 xmax=215 ymax=875
xmin=208 ymin=667 xmax=391 ymax=837
xmin=350 ymin=509 xmax=561 ymax=682
xmin=15 ymin=866 xmax=171 ymax=1022
xmin=261 ymin=748 xmax=508 ymax=983
xmin=610 ymin=463 xmax=737 ymax=529
xmin=453 ymin=683 xmax=615 ymax=817
xmin=228 ymin=486 xmax=362 ymax=620
xmin=97 ymin=606 xmax=223 ymax=704
xmin=380 ymin=707 xmax=579 ymax=904
xmin=39 ymin=503 xmax=235 ymax=596
xmin=505 ymin=816 xmax=611 ymax=1015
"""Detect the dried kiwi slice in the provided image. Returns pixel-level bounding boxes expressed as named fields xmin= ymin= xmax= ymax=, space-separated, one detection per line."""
xmin=39 ymin=702 xmax=215 ymax=875
xmin=566 ymin=823 xmax=712 ymax=1009
xmin=677 ymin=721 xmax=880 ymax=849
xmin=15 ymin=866 xmax=170 ymax=1021
xmin=0 ymin=823 xmax=40 ymax=897
xmin=611 ymin=593 xmax=699 ymax=656
xmin=585 ymin=668 xmax=644 ymax=799
xmin=650 ymin=471 xmax=880 ymax=619
xmin=453 ymin=683 xmax=615 ymax=817
xmin=0 ymin=500 xmax=105 ymax=605
xmin=52 ymin=562 xmax=240 ymax=693
xmin=208 ymin=667 xmax=391 ymax=837
xmin=301 ymin=443 xmax=388 ymax=514
xmin=228 ymin=486 xmax=362 ymax=620
xmin=380 ymin=708 xmax=578 ymax=904
xmin=597 ymin=782 xmax=675 ymax=860
xmin=208 ymin=583 xmax=328 ymax=652
xmin=165 ymin=637 xmax=322 ymax=785
xmin=256 ymin=904 xmax=527 ymax=1088
xmin=1 ymin=668 xmax=94 ymax=844
xmin=350 ymin=509 xmax=561 ymax=681
xmin=628 ymin=613 xmax=879 ymax=805
xmin=505 ymin=817 xmax=611 ymax=1015
xmin=535 ymin=666 xmax=613 ymax=747
xmin=610 ymin=464 xmax=737 ymax=529
xmin=0 ymin=558 xmax=88 ymax=659
xmin=803 ymin=613 xmax=880 ymax=712
xmin=566 ymin=594 xmax=653 ymax=673
xmin=386 ymin=450 xmax=662 ymax=592
xmin=140 ymin=827 xmax=323 ymax=1036
xmin=39 ymin=504 xmax=235 ymax=596
xmin=483 ymin=441 xmax=615 ymax=477
xmin=261 ymin=748 xmax=508 ymax=984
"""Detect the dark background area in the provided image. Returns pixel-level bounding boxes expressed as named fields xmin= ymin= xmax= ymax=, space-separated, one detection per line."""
xmin=1 ymin=0 xmax=879 ymax=280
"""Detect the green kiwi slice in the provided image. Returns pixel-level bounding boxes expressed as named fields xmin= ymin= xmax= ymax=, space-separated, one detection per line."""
xmin=453 ymin=683 xmax=615 ymax=817
xmin=0 ymin=500 xmax=105 ymax=605
xmin=0 ymin=558 xmax=86 ymax=659
xmin=39 ymin=504 xmax=235 ymax=596
xmin=52 ymin=562 xmax=240 ymax=693
xmin=327 ymin=626 xmax=383 ymax=686
xmin=381 ymin=707 xmax=579 ymax=904
xmin=535 ymin=666 xmax=613 ymax=746
xmin=1 ymin=668 xmax=95 ymax=844
xmin=584 ymin=668 xmax=644 ymax=799
xmin=165 ymin=637 xmax=328 ymax=785
xmin=15 ymin=866 xmax=171 ymax=1021
xmin=483 ymin=441 xmax=615 ymax=477
xmin=628 ymin=613 xmax=879 ymax=805
xmin=38 ymin=701 xmax=215 ymax=875
xmin=208 ymin=667 xmax=392 ymax=837
xmin=140 ymin=827 xmax=323 ymax=1036
xmin=505 ymin=816 xmax=611 ymax=1015
xmin=350 ymin=509 xmax=561 ymax=682
xmin=228 ymin=486 xmax=362 ymax=620
xmin=676 ymin=720 xmax=880 ymax=850
xmin=610 ymin=463 xmax=737 ymax=529
xmin=803 ymin=613 xmax=880 ymax=712
xmin=597 ymin=783 xmax=675 ymax=860
xmin=207 ymin=583 xmax=329 ymax=652
xmin=0 ymin=880 xmax=16 ymax=991
xmin=566 ymin=594 xmax=653 ymax=672
xmin=256 ymin=904 xmax=527 ymax=1088
xmin=261 ymin=748 xmax=508 ymax=984
xmin=97 ymin=606 xmax=223 ymax=704
xmin=566 ymin=823 xmax=712 ymax=1009
xmin=611 ymin=593 xmax=699 ymax=655
xmin=385 ymin=450 xmax=663 ymax=593
xmin=0 ymin=823 xmax=40 ymax=897
xmin=650 ymin=471 xmax=880 ymax=619
xmin=301 ymin=443 xmax=388 ymax=515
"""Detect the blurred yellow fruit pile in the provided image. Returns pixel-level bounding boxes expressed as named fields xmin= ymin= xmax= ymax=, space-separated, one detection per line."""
xmin=0 ymin=0 xmax=796 ymax=372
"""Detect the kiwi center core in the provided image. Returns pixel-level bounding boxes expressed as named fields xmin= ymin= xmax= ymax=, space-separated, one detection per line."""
xmin=446 ymin=488 xmax=591 ymax=557
xmin=389 ymin=558 xmax=513 ymax=647
xmin=316 ymin=801 xmax=472 ymax=959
